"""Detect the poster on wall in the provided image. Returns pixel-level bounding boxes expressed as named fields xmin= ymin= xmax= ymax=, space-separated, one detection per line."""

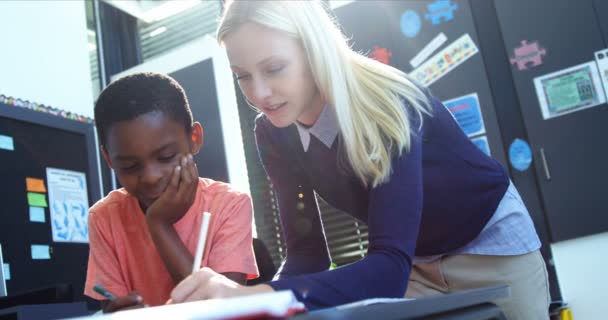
xmin=595 ymin=48 xmax=608 ymax=100
xmin=442 ymin=93 xmax=486 ymax=137
xmin=47 ymin=168 xmax=89 ymax=243
xmin=409 ymin=33 xmax=479 ymax=87
xmin=471 ymin=136 xmax=490 ymax=156
xmin=533 ymin=61 xmax=606 ymax=120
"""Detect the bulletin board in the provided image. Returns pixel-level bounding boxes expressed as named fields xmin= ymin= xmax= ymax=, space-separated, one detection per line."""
xmin=333 ymin=0 xmax=507 ymax=167
xmin=494 ymin=0 xmax=608 ymax=241
xmin=0 ymin=102 xmax=102 ymax=300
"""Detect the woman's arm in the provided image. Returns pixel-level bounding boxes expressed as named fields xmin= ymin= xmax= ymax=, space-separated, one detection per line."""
xmin=268 ymin=129 xmax=424 ymax=310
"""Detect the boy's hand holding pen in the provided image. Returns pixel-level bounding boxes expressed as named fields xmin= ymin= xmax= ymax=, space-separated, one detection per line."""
xmin=93 ymin=285 xmax=145 ymax=313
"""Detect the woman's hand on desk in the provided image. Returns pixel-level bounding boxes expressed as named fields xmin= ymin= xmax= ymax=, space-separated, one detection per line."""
xmin=169 ymin=267 xmax=273 ymax=303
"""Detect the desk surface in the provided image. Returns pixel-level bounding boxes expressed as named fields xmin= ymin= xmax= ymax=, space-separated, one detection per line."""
xmin=0 ymin=302 xmax=88 ymax=320
xmin=294 ymin=285 xmax=510 ymax=320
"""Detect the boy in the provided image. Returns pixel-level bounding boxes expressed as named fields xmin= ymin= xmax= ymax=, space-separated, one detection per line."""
xmin=85 ymin=72 xmax=258 ymax=312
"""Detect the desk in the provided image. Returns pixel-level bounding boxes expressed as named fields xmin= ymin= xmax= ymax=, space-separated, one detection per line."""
xmin=0 ymin=302 xmax=88 ymax=320
xmin=294 ymin=285 xmax=510 ymax=320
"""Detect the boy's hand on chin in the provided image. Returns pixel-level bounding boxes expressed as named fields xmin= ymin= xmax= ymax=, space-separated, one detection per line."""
xmin=146 ymin=154 xmax=198 ymax=226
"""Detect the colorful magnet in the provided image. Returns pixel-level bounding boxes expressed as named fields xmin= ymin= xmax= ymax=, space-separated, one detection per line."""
xmin=425 ymin=0 xmax=458 ymax=25
xmin=401 ymin=10 xmax=421 ymax=38
xmin=369 ymin=46 xmax=393 ymax=65
xmin=509 ymin=138 xmax=533 ymax=172
xmin=510 ymin=40 xmax=546 ymax=71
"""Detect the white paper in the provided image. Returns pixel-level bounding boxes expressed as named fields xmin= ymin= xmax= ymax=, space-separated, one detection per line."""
xmin=534 ymin=61 xmax=606 ymax=120
xmin=595 ymin=48 xmax=608 ymax=100
xmin=47 ymin=168 xmax=90 ymax=243
xmin=336 ymin=297 xmax=413 ymax=310
xmin=68 ymin=290 xmax=305 ymax=320
xmin=410 ymin=33 xmax=447 ymax=68
xmin=29 ymin=206 xmax=46 ymax=223
xmin=31 ymin=244 xmax=51 ymax=260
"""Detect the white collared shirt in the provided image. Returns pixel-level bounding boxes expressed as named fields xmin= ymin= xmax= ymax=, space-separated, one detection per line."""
xmin=295 ymin=104 xmax=339 ymax=152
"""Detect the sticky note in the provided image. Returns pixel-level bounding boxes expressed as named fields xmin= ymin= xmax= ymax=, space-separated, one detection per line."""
xmin=27 ymin=192 xmax=47 ymax=207
xmin=0 ymin=135 xmax=14 ymax=151
xmin=3 ymin=263 xmax=10 ymax=280
xmin=31 ymin=245 xmax=51 ymax=260
xmin=29 ymin=207 xmax=46 ymax=223
xmin=26 ymin=177 xmax=46 ymax=193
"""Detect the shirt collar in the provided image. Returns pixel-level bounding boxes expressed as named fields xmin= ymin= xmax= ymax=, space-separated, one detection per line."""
xmin=295 ymin=104 xmax=339 ymax=152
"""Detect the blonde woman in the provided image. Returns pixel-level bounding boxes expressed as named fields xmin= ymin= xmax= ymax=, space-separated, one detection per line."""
xmin=171 ymin=1 xmax=549 ymax=318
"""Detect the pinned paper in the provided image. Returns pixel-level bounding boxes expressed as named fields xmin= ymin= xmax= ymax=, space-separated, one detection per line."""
xmin=2 ymin=263 xmax=9 ymax=280
xmin=26 ymin=177 xmax=47 ymax=193
xmin=29 ymin=207 xmax=46 ymax=223
xmin=410 ymin=32 xmax=447 ymax=68
xmin=443 ymin=93 xmax=486 ymax=137
xmin=425 ymin=0 xmax=458 ymax=25
xmin=471 ymin=136 xmax=491 ymax=156
xmin=31 ymin=245 xmax=51 ymax=260
xmin=409 ymin=34 xmax=478 ymax=87
xmin=27 ymin=192 xmax=48 ymax=207
xmin=47 ymin=168 xmax=90 ymax=243
xmin=595 ymin=48 xmax=608 ymax=100
xmin=534 ymin=61 xmax=606 ymax=119
xmin=0 ymin=135 xmax=14 ymax=151
xmin=400 ymin=10 xmax=421 ymax=38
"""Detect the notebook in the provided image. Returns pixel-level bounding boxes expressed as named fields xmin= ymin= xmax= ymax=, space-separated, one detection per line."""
xmin=71 ymin=290 xmax=305 ymax=320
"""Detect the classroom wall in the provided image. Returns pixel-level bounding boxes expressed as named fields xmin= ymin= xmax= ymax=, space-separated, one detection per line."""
xmin=551 ymin=232 xmax=608 ymax=319
xmin=0 ymin=0 xmax=94 ymax=118
xmin=0 ymin=1 xmax=605 ymax=318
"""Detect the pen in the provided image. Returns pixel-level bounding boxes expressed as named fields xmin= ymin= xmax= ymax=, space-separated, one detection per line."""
xmin=93 ymin=284 xmax=116 ymax=300
xmin=192 ymin=212 xmax=211 ymax=273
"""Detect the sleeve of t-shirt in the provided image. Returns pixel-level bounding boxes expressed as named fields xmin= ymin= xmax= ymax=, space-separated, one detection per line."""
xmin=205 ymin=192 xmax=259 ymax=279
xmin=84 ymin=209 xmax=130 ymax=300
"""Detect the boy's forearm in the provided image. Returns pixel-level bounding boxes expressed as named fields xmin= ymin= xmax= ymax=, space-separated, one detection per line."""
xmin=146 ymin=217 xmax=192 ymax=284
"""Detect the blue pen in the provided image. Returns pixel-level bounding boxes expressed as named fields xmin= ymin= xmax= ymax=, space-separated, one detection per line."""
xmin=93 ymin=284 xmax=116 ymax=300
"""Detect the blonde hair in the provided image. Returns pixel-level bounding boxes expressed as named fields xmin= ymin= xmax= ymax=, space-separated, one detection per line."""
xmin=218 ymin=0 xmax=430 ymax=187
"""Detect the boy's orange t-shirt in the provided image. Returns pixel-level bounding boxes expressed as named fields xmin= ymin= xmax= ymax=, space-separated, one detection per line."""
xmin=84 ymin=178 xmax=259 ymax=306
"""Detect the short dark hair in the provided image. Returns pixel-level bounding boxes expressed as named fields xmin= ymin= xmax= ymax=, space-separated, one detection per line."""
xmin=94 ymin=72 xmax=193 ymax=146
